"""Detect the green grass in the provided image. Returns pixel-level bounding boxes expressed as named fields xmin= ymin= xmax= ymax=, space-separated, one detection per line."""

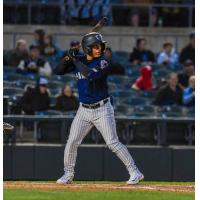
xmin=4 ymin=189 xmax=194 ymax=200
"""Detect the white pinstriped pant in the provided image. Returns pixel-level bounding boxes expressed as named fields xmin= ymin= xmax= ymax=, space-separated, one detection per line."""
xmin=63 ymin=100 xmax=136 ymax=178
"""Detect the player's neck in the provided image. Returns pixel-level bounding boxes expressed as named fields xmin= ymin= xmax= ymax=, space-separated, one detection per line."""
xmin=86 ymin=54 xmax=94 ymax=61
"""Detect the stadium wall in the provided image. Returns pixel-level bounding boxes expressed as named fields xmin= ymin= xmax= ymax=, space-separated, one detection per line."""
xmin=4 ymin=144 xmax=194 ymax=182
xmin=3 ymin=25 xmax=194 ymax=53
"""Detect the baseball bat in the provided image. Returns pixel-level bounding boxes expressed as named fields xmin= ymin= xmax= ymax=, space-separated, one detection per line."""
xmin=89 ymin=17 xmax=108 ymax=33
xmin=71 ymin=17 xmax=108 ymax=50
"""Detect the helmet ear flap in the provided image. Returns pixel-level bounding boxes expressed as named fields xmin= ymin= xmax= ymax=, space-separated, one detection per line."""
xmin=86 ymin=46 xmax=91 ymax=54
xmin=101 ymin=43 xmax=106 ymax=52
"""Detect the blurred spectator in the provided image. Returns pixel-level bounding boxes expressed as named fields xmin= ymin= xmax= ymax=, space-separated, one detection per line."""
xmin=16 ymin=77 xmax=50 ymax=115
xmin=101 ymin=0 xmax=112 ymax=25
xmin=32 ymin=29 xmax=46 ymax=55
xmin=60 ymin=0 xmax=67 ymax=24
xmin=157 ymin=42 xmax=178 ymax=66
xmin=130 ymin=10 xmax=140 ymax=27
xmin=79 ymin=1 xmax=91 ymax=25
xmin=44 ymin=34 xmax=63 ymax=65
xmin=4 ymin=39 xmax=29 ymax=67
xmin=150 ymin=8 xmax=158 ymax=27
xmin=154 ymin=73 xmax=182 ymax=106
xmin=129 ymin=38 xmax=155 ymax=65
xmin=132 ymin=65 xmax=153 ymax=91
xmin=179 ymin=32 xmax=195 ymax=65
xmin=67 ymin=0 xmax=112 ymax=25
xmin=154 ymin=77 xmax=167 ymax=91
xmin=178 ymin=59 xmax=194 ymax=89
xmin=104 ymin=47 xmax=125 ymax=75
xmin=183 ymin=75 xmax=195 ymax=107
xmin=17 ymin=45 xmax=52 ymax=77
xmin=55 ymin=85 xmax=79 ymax=111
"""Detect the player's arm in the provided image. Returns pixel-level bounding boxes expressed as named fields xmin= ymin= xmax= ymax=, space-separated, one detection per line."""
xmin=73 ymin=59 xmax=110 ymax=81
xmin=54 ymin=55 xmax=76 ymax=75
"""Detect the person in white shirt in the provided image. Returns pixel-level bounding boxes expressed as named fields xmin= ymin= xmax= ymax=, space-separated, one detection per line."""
xmin=17 ymin=45 xmax=52 ymax=77
xmin=157 ymin=42 xmax=178 ymax=67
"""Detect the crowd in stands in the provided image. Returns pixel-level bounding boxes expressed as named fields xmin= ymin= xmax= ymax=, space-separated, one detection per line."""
xmin=63 ymin=0 xmax=112 ymax=25
xmin=4 ymin=1 xmax=194 ymax=27
xmin=3 ymin=29 xmax=195 ymax=116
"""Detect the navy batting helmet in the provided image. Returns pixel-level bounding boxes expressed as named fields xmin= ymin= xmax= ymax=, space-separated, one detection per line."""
xmin=81 ymin=32 xmax=106 ymax=54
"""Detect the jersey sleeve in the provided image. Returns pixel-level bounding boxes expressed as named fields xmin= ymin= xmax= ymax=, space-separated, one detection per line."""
xmin=73 ymin=58 xmax=111 ymax=81
xmin=54 ymin=55 xmax=76 ymax=75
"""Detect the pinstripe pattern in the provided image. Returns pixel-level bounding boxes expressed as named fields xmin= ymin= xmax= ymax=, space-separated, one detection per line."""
xmin=63 ymin=100 xmax=137 ymax=178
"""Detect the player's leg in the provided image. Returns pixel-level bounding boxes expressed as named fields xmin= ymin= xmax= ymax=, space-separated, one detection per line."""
xmin=57 ymin=106 xmax=93 ymax=184
xmin=93 ymin=102 xmax=144 ymax=184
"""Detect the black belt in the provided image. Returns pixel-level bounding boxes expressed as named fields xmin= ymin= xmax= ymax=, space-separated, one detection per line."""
xmin=82 ymin=98 xmax=109 ymax=109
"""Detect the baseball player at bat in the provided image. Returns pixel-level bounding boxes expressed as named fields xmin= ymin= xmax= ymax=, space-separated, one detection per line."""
xmin=55 ymin=19 xmax=144 ymax=185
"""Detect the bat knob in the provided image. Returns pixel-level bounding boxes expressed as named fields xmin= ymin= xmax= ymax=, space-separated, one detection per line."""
xmin=102 ymin=17 xmax=108 ymax=23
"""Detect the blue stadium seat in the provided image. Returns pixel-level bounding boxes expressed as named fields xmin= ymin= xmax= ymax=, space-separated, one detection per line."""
xmin=4 ymin=73 xmax=26 ymax=81
xmin=51 ymin=74 xmax=77 ymax=85
xmin=110 ymin=89 xmax=139 ymax=98
xmin=3 ymin=81 xmax=15 ymax=88
xmin=132 ymin=105 xmax=158 ymax=117
xmin=164 ymin=63 xmax=183 ymax=72
xmin=13 ymin=80 xmax=35 ymax=89
xmin=138 ymin=90 xmax=157 ymax=99
xmin=107 ymin=75 xmax=130 ymax=86
xmin=49 ymin=88 xmax=61 ymax=96
xmin=50 ymin=96 xmax=57 ymax=107
xmin=26 ymin=73 xmax=39 ymax=81
xmin=36 ymin=110 xmax=62 ymax=116
xmin=50 ymin=75 xmax=63 ymax=82
xmin=62 ymin=111 xmax=77 ymax=117
xmin=4 ymin=87 xmax=24 ymax=96
xmin=158 ymin=105 xmax=186 ymax=117
xmin=107 ymin=82 xmax=117 ymax=92
xmin=9 ymin=94 xmax=22 ymax=105
xmin=115 ymin=104 xmax=134 ymax=116
xmin=113 ymin=51 xmax=130 ymax=60
xmin=62 ymin=74 xmax=77 ymax=80
xmin=3 ymin=66 xmax=16 ymax=73
xmin=48 ymin=81 xmax=63 ymax=90
xmin=186 ymin=107 xmax=195 ymax=118
xmin=121 ymin=97 xmax=148 ymax=105
xmin=112 ymin=51 xmax=129 ymax=65
xmin=153 ymin=69 xmax=170 ymax=79
xmin=126 ymin=67 xmax=141 ymax=79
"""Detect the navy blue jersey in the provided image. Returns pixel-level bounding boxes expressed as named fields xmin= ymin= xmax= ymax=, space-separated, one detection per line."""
xmin=55 ymin=55 xmax=110 ymax=104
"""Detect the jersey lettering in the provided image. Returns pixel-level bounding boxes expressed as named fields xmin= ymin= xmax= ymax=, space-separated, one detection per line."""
xmin=75 ymin=72 xmax=86 ymax=80
xmin=100 ymin=60 xmax=108 ymax=69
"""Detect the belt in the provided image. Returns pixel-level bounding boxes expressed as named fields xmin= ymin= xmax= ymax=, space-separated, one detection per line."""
xmin=81 ymin=98 xmax=109 ymax=109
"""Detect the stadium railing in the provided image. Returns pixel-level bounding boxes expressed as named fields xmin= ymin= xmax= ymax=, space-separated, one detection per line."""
xmin=3 ymin=114 xmax=194 ymax=146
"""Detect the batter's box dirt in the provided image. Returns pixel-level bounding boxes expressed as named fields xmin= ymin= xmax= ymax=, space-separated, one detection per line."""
xmin=4 ymin=182 xmax=195 ymax=193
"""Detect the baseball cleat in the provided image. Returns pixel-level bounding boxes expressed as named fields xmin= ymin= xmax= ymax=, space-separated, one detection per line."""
xmin=136 ymin=168 xmax=144 ymax=181
xmin=126 ymin=173 xmax=140 ymax=185
xmin=127 ymin=168 xmax=144 ymax=185
xmin=56 ymin=174 xmax=73 ymax=184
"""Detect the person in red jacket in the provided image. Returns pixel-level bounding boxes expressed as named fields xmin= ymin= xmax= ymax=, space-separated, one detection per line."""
xmin=132 ymin=65 xmax=153 ymax=91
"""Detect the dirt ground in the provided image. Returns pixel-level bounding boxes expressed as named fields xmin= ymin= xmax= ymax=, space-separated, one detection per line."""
xmin=4 ymin=182 xmax=195 ymax=193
